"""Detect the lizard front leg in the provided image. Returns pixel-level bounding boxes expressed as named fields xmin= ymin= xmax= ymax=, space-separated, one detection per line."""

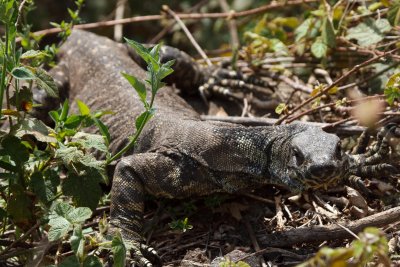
xmin=110 ymin=152 xmax=195 ymax=266
xmin=110 ymin=155 xmax=158 ymax=267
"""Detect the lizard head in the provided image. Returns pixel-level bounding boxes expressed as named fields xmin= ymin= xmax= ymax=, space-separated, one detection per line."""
xmin=268 ymin=124 xmax=349 ymax=192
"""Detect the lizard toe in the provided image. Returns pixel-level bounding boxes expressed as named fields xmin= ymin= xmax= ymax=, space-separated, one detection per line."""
xmin=131 ymin=247 xmax=153 ymax=267
xmin=140 ymin=243 xmax=161 ymax=266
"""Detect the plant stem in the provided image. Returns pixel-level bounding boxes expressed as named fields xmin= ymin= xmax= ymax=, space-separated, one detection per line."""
xmin=0 ymin=25 xmax=9 ymax=118
xmin=107 ymin=95 xmax=155 ymax=164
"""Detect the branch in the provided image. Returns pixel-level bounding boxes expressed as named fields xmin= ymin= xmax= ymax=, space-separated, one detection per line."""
xmin=162 ymin=5 xmax=212 ymax=67
xmin=26 ymin=0 xmax=318 ymax=38
xmin=257 ymin=206 xmax=400 ymax=247
xmin=275 ymin=47 xmax=400 ymax=125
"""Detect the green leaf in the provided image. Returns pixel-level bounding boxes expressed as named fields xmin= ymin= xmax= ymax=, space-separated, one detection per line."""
xmin=0 ymin=160 xmax=17 ymax=172
xmin=76 ymin=99 xmax=91 ymax=115
xmin=59 ymin=255 xmax=80 ymax=267
xmin=384 ymin=86 xmax=400 ymax=105
xmin=30 ymin=172 xmax=48 ymax=204
xmin=62 ymin=168 xmax=103 ymax=210
xmin=124 ymin=38 xmax=151 ymax=64
xmin=56 ymin=145 xmax=85 ymax=165
xmin=8 ymin=184 xmax=33 ymax=225
xmin=135 ymin=109 xmax=154 ymax=130
xmin=21 ymin=50 xmax=48 ymax=60
xmin=346 ymin=18 xmax=391 ymax=46
xmin=93 ymin=118 xmax=110 ymax=146
xmin=49 ymin=110 xmax=60 ymax=123
xmin=13 ymin=118 xmax=56 ymax=143
xmin=270 ymin=39 xmax=289 ymax=56
xmin=111 ymin=231 xmax=126 ymax=267
xmin=48 ymin=202 xmax=92 ymax=241
xmin=69 ymin=207 xmax=92 ymax=224
xmin=322 ymin=18 xmax=336 ymax=48
xmin=295 ymin=17 xmax=316 ymax=42
xmin=275 ymin=103 xmax=287 ymax=115
xmin=149 ymin=44 xmax=161 ymax=62
xmin=11 ymin=66 xmax=35 ymax=80
xmin=311 ymin=38 xmax=328 ymax=58
xmin=83 ymin=255 xmax=103 ymax=267
xmin=388 ymin=1 xmax=400 ymax=26
xmin=0 ymin=135 xmax=29 ymax=165
xmin=70 ymin=226 xmax=85 ymax=260
xmin=121 ymin=72 xmax=147 ymax=104
xmin=64 ymin=114 xmax=85 ymax=129
xmin=48 ymin=214 xmax=72 ymax=241
xmin=35 ymin=68 xmax=59 ymax=98
xmin=72 ymin=132 xmax=108 ymax=152
xmin=311 ymin=9 xmax=325 ymax=17
xmin=386 ymin=72 xmax=400 ymax=87
xmin=158 ymin=60 xmax=175 ymax=80
xmin=60 ymin=100 xmax=69 ymax=122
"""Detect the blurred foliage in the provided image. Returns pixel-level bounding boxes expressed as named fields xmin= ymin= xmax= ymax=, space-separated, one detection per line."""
xmin=297 ymin=227 xmax=391 ymax=267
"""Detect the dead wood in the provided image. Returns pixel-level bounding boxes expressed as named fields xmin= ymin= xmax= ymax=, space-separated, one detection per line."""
xmin=257 ymin=206 xmax=400 ymax=247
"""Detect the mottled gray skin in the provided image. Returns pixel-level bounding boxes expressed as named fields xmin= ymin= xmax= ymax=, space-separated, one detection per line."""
xmin=38 ymin=30 xmax=351 ymax=266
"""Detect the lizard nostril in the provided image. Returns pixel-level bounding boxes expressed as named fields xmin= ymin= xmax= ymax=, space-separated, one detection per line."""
xmin=309 ymin=163 xmax=336 ymax=177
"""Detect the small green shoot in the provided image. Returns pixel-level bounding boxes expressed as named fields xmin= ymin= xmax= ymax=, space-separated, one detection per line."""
xmin=107 ymin=39 xmax=175 ymax=164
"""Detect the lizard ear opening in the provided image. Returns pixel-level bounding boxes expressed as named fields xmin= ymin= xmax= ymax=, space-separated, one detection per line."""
xmin=292 ymin=147 xmax=305 ymax=166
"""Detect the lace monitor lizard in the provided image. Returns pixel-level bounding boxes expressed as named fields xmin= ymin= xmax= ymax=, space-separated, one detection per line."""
xmin=33 ymin=30 xmax=398 ymax=266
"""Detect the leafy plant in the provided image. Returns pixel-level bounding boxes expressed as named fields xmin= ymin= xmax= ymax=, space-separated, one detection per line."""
xmin=107 ymin=39 xmax=175 ymax=163
xmin=384 ymin=73 xmax=400 ymax=105
xmin=169 ymin=217 xmax=193 ymax=232
xmin=219 ymin=259 xmax=251 ymax=267
xmin=297 ymin=227 xmax=390 ymax=267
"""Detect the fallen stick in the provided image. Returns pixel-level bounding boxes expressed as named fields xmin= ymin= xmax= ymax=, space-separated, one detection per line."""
xmin=257 ymin=206 xmax=400 ymax=247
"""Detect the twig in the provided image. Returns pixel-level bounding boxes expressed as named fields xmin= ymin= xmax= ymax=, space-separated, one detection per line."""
xmin=322 ymin=118 xmax=357 ymax=131
xmin=15 ymin=0 xmax=28 ymax=28
xmin=286 ymin=95 xmax=386 ymax=123
xmin=218 ymin=0 xmax=240 ymax=49
xmin=25 ymin=0 xmax=318 ymax=39
xmin=237 ymin=247 xmax=308 ymax=262
xmin=274 ymin=195 xmax=285 ymax=230
xmin=276 ymin=47 xmax=400 ymax=125
xmin=162 ymin=5 xmax=212 ymax=67
xmin=149 ymin=0 xmax=209 ymax=44
xmin=113 ymin=0 xmax=128 ymax=41
xmin=244 ymin=219 xmax=266 ymax=266
xmin=258 ymin=206 xmax=400 ymax=247
xmin=0 ymin=220 xmax=40 ymax=257
xmin=243 ymin=193 xmax=274 ymax=205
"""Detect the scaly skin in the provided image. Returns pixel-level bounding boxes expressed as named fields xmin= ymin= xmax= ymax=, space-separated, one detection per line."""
xmin=33 ymin=30 xmax=397 ymax=266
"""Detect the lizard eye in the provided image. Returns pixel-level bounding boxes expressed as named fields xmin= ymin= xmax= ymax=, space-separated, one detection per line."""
xmin=292 ymin=148 xmax=304 ymax=166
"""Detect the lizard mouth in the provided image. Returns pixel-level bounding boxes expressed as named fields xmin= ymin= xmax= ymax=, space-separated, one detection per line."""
xmin=289 ymin=166 xmax=345 ymax=191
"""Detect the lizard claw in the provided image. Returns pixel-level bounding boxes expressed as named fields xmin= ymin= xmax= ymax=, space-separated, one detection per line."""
xmin=345 ymin=123 xmax=399 ymax=194
xmin=126 ymin=241 xmax=160 ymax=267
xmin=346 ymin=175 xmax=372 ymax=196
xmin=127 ymin=243 xmax=160 ymax=267
xmin=199 ymin=67 xmax=276 ymax=108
